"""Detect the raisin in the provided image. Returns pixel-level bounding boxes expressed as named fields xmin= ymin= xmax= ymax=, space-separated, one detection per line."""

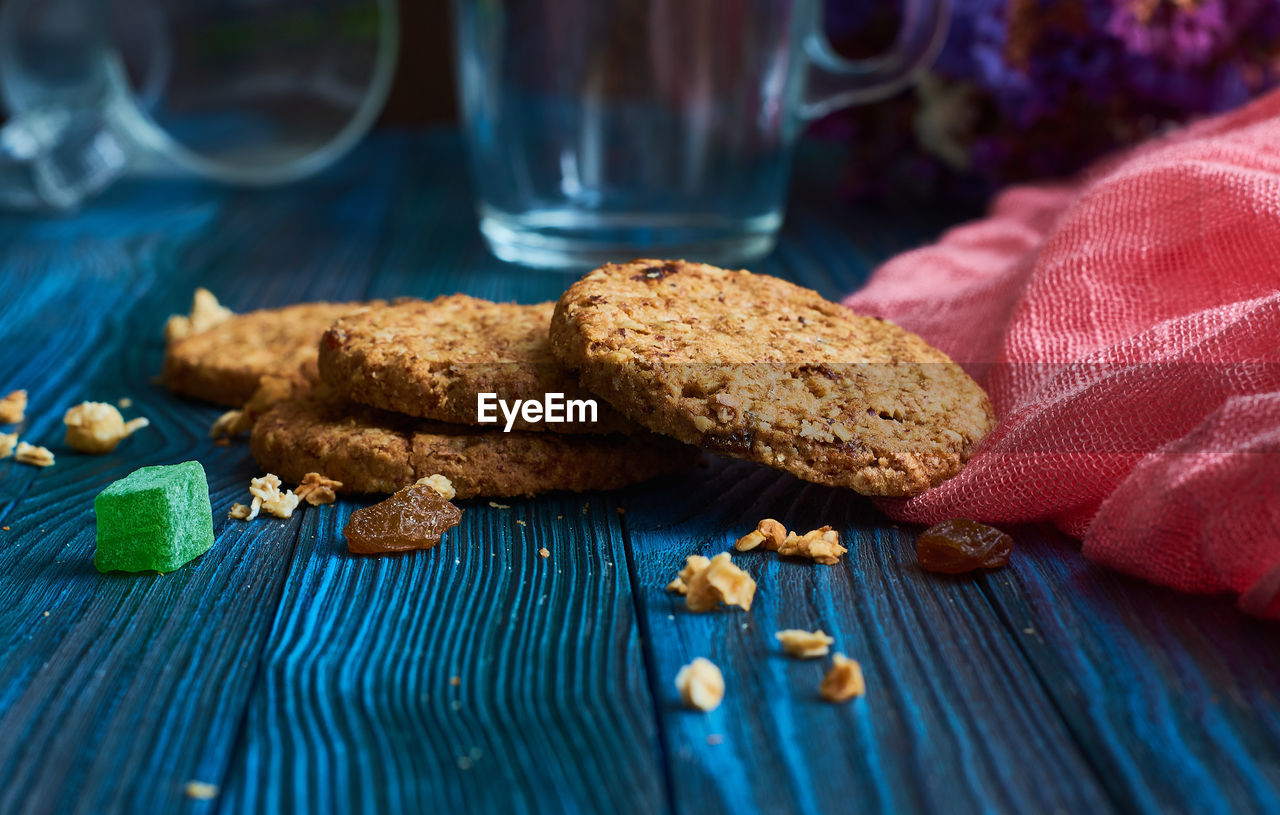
xmin=345 ymin=484 xmax=463 ymax=555
xmin=916 ymin=519 xmax=1012 ymax=574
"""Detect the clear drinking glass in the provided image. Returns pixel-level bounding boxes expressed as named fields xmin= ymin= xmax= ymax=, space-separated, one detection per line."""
xmin=0 ymin=0 xmax=398 ymax=211
xmin=451 ymin=0 xmax=949 ymax=269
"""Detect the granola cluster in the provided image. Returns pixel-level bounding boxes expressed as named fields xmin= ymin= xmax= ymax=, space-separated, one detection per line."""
xmin=415 ymin=473 xmax=456 ymax=501
xmin=774 ymin=629 xmax=834 ymax=658
xmin=229 ymin=473 xmax=300 ymax=520
xmin=295 ymin=472 xmax=343 ymax=506
xmin=63 ymin=401 xmax=149 ymax=454
xmin=164 ymin=288 xmax=233 ymax=343
xmin=675 ymin=657 xmax=724 ymax=711
xmin=14 ymin=441 xmax=54 ymax=467
xmin=0 ymin=390 xmax=27 ymax=424
xmin=735 ymin=518 xmax=848 ymax=565
xmin=667 ymin=552 xmax=756 ymax=612
xmin=819 ymin=654 xmax=865 ymax=702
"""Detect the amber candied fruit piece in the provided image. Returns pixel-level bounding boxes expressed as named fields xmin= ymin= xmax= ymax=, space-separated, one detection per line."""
xmin=916 ymin=518 xmax=1012 ymax=574
xmin=345 ymin=484 xmax=463 ymax=554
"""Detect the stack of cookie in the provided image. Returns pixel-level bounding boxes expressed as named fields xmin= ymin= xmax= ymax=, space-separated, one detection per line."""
xmin=163 ymin=293 xmax=695 ymax=499
xmin=163 ymin=260 xmax=994 ymax=499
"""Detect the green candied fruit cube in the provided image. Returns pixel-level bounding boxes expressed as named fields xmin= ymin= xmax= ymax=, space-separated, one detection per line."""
xmin=93 ymin=460 xmax=215 ymax=573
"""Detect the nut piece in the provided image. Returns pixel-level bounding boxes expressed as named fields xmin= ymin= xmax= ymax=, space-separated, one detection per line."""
xmin=248 ymin=473 xmax=300 ymax=519
xmin=757 ymin=518 xmax=787 ymax=549
xmin=778 ymin=526 xmax=847 ymax=565
xmin=295 ymin=472 xmax=343 ymax=506
xmin=165 ymin=288 xmax=233 ymax=343
xmin=675 ymin=657 xmax=724 ymax=711
xmin=210 ymin=409 xmax=251 ymax=440
xmin=736 ymin=517 xmax=789 ymax=551
xmin=775 ymin=629 xmax=835 ymax=658
xmin=14 ymin=441 xmax=54 ymax=467
xmin=666 ymin=577 xmax=688 ymax=595
xmin=734 ymin=529 xmax=766 ymax=552
xmin=819 ymin=653 xmax=865 ymax=702
xmin=680 ymin=552 xmax=756 ymax=612
xmin=228 ymin=503 xmax=254 ymax=520
xmin=64 ymin=402 xmax=149 ymax=454
xmin=415 ymin=473 xmax=456 ymax=501
xmin=0 ymin=390 xmax=27 ymax=424
xmin=0 ymin=432 xmax=17 ymax=459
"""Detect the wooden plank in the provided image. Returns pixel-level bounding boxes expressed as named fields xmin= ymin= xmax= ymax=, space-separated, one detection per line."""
xmin=221 ymin=495 xmax=666 ymax=814
xmin=218 ymin=132 xmax=668 ymax=813
xmin=0 ymin=140 xmax=406 ymax=813
xmin=621 ymin=457 xmax=1117 ymax=815
xmin=978 ymin=529 xmax=1280 ymax=815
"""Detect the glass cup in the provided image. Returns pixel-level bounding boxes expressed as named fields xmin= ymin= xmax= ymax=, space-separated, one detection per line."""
xmin=0 ymin=0 xmax=398 ymax=211
xmin=451 ymin=0 xmax=949 ymax=269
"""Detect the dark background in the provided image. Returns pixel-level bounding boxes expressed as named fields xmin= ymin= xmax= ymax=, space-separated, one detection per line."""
xmin=380 ymin=2 xmax=457 ymax=124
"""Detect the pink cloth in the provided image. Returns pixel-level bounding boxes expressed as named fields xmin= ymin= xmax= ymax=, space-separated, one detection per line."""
xmin=844 ymin=89 xmax=1280 ymax=618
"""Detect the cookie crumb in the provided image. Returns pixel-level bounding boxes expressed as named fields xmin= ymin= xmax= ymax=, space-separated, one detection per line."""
xmin=775 ymin=629 xmax=834 ymax=658
xmin=735 ymin=518 xmax=787 ymax=551
xmin=450 ymin=676 xmax=461 ymax=686
xmin=616 ymin=507 xmax=626 ymax=515
xmin=489 ymin=501 xmax=510 ymax=510
xmin=516 ymin=519 xmax=527 ymax=527
xmin=819 ymin=653 xmax=865 ymax=702
xmin=666 ymin=577 xmax=688 ymax=595
xmin=778 ymin=526 xmax=847 ymax=565
xmin=184 ymin=781 xmax=219 ymax=800
xmin=210 ymin=409 xmax=251 ymax=440
xmin=64 ymin=402 xmax=149 ymax=454
xmin=677 ymin=553 xmax=756 ymax=612
xmin=706 ymin=734 xmax=724 ymax=745
xmin=675 ymin=657 xmax=724 ymax=711
xmin=416 ymin=473 xmax=456 ymax=501
xmin=228 ymin=473 xmax=299 ymax=520
xmin=539 ymin=547 xmax=550 ymax=558
xmin=0 ymin=390 xmax=27 ymax=424
xmin=295 ymin=472 xmax=342 ymax=506
xmin=14 ymin=442 xmax=54 ymax=467
xmin=0 ymin=432 xmax=16 ymax=459
xmin=117 ymin=397 xmax=132 ymax=409
xmin=165 ymin=288 xmax=233 ymax=343
xmin=228 ymin=503 xmax=254 ymax=521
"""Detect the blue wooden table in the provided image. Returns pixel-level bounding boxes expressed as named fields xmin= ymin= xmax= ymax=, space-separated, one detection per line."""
xmin=1 ymin=131 xmax=1278 ymax=815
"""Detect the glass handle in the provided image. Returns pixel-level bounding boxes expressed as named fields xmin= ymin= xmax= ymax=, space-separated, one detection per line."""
xmin=799 ymin=0 xmax=951 ymax=121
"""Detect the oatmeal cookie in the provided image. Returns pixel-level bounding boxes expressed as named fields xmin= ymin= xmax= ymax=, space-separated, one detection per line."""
xmin=163 ymin=301 xmax=380 ymax=406
xmin=549 ymin=259 xmax=995 ymax=496
xmin=318 ymin=295 xmax=633 ymax=433
xmin=250 ymin=387 xmax=695 ymax=498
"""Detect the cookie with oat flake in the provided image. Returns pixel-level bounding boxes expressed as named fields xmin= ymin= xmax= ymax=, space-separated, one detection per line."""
xmin=549 ymin=259 xmax=995 ymax=497
xmin=163 ymin=300 xmax=382 ymax=406
xmin=318 ymin=294 xmax=635 ymax=433
xmin=250 ymin=381 xmax=694 ymax=498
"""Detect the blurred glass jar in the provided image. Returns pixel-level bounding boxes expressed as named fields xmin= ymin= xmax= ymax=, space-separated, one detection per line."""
xmin=452 ymin=0 xmax=949 ymax=269
xmin=0 ymin=0 xmax=398 ymax=211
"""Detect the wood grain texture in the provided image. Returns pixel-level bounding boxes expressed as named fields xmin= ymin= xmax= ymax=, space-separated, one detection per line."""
xmin=978 ymin=530 xmax=1280 ymax=815
xmin=221 ymin=496 xmax=665 ymax=814
xmin=620 ymin=458 xmax=1116 ymax=815
xmin=0 ymin=130 xmax=1277 ymax=815
xmin=0 ymin=141 xmax=404 ymax=814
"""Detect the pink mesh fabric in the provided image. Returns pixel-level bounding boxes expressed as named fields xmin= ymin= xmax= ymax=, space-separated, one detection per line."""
xmin=844 ymin=90 xmax=1280 ymax=618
